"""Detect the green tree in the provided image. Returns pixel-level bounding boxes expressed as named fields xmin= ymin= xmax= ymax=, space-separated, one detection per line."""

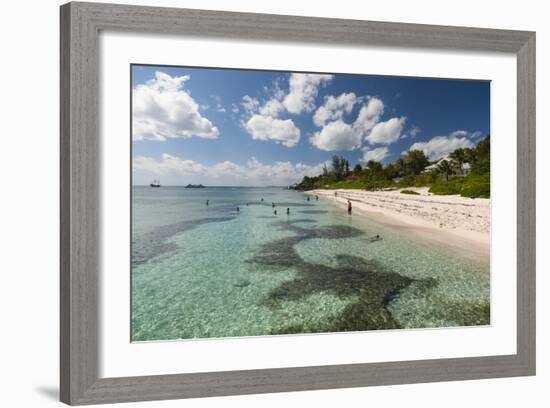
xmin=366 ymin=160 xmax=383 ymax=172
xmin=450 ymin=147 xmax=470 ymax=174
xmin=436 ymin=160 xmax=454 ymax=181
xmin=353 ymin=163 xmax=363 ymax=174
xmin=403 ymin=150 xmax=429 ymax=175
xmin=394 ymin=158 xmax=406 ymax=177
xmin=476 ymin=134 xmax=490 ymax=157
xmin=463 ymin=147 xmax=478 ymax=165
xmin=331 ymin=155 xmax=343 ymax=179
xmin=363 ymin=160 xmax=385 ymax=182
xmin=384 ymin=163 xmax=398 ymax=179
xmin=450 ymin=148 xmax=466 ymax=165
xmin=471 ymin=135 xmax=490 ymax=174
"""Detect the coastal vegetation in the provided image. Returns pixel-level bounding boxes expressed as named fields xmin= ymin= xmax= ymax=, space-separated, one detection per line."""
xmin=295 ymin=135 xmax=490 ymax=198
xmin=400 ymin=190 xmax=420 ymax=195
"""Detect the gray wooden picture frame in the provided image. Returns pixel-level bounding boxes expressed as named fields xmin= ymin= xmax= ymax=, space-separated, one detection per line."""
xmin=60 ymin=1 xmax=536 ymax=405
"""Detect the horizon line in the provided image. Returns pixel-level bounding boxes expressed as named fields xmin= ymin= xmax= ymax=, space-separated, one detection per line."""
xmin=132 ymin=185 xmax=291 ymax=188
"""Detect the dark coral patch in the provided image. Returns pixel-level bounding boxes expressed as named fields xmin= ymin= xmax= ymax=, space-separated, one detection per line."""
xmin=248 ymin=219 xmax=437 ymax=333
xmin=132 ymin=217 xmax=234 ymax=267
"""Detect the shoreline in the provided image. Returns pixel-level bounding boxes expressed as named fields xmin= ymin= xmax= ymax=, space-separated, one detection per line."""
xmin=305 ymin=188 xmax=490 ymax=261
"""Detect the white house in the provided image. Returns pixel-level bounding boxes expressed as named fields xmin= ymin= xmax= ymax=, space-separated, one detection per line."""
xmin=423 ymin=157 xmax=471 ymax=176
xmin=423 ymin=157 xmax=451 ymax=173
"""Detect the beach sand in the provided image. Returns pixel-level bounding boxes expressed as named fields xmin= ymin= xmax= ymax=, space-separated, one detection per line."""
xmin=306 ymin=187 xmax=490 ymax=260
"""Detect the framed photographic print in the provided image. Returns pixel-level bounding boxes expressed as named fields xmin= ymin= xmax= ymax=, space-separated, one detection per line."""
xmin=60 ymin=2 xmax=536 ymax=405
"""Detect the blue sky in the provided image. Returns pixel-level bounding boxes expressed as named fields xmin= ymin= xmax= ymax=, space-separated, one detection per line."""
xmin=132 ymin=64 xmax=489 ymax=186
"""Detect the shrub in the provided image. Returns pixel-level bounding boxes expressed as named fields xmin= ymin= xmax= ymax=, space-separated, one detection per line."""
xmin=460 ymin=173 xmax=490 ymax=198
xmin=396 ymin=175 xmax=415 ymax=187
xmin=460 ymin=182 xmax=490 ymax=198
xmin=429 ymin=181 xmax=461 ymax=195
xmin=400 ymin=190 xmax=420 ymax=195
xmin=429 ymin=173 xmax=490 ymax=198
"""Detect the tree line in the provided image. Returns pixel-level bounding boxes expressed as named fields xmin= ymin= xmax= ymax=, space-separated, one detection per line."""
xmin=295 ymin=135 xmax=490 ymax=198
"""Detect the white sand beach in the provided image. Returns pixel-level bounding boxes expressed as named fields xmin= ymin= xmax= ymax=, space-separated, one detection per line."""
xmin=307 ymin=188 xmax=490 ymax=259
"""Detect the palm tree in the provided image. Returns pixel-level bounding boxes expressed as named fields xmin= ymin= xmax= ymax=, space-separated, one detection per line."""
xmin=450 ymin=148 xmax=467 ymax=175
xmin=450 ymin=148 xmax=466 ymax=165
xmin=395 ymin=158 xmax=405 ymax=177
xmin=463 ymin=147 xmax=478 ymax=165
xmin=403 ymin=150 xmax=429 ymax=175
xmin=436 ymin=160 xmax=454 ymax=181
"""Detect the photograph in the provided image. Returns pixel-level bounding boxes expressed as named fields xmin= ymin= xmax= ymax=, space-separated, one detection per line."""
xmin=131 ymin=64 xmax=491 ymax=342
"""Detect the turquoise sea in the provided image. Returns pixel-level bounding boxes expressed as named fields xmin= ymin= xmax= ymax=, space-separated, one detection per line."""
xmin=131 ymin=186 xmax=490 ymax=342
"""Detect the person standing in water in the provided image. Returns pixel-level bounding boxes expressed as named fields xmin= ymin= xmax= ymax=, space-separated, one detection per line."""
xmin=347 ymin=200 xmax=352 ymax=215
xmin=286 ymin=208 xmax=290 ymax=215
xmin=206 ymin=199 xmax=209 ymax=206
xmin=274 ymin=210 xmax=277 ymax=215
xmin=315 ymin=195 xmax=319 ymax=201
xmin=236 ymin=206 xmax=240 ymax=213
xmin=272 ymin=202 xmax=275 ymax=208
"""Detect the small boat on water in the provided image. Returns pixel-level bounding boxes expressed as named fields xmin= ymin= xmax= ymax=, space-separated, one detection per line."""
xmin=150 ymin=179 xmax=161 ymax=188
xmin=185 ymin=184 xmax=205 ymax=188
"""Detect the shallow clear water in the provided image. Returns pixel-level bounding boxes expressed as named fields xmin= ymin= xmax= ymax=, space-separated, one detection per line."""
xmin=131 ymin=186 xmax=490 ymax=341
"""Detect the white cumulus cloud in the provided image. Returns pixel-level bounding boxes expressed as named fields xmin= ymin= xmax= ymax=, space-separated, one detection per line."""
xmin=259 ymin=98 xmax=285 ymax=117
xmin=132 ymin=71 xmax=219 ymax=141
xmin=283 ymin=73 xmax=333 ymax=114
xmin=313 ymin=92 xmax=357 ymax=127
xmin=403 ymin=125 xmax=421 ymax=139
xmin=354 ymin=97 xmax=385 ymax=137
xmin=308 ymin=96 xmax=405 ymax=151
xmin=241 ymin=95 xmax=260 ymax=115
xmin=361 ymin=146 xmax=390 ymax=163
xmin=245 ymin=114 xmax=301 ymax=147
xmin=309 ymin=120 xmax=362 ymax=151
xmin=450 ymin=129 xmax=482 ymax=139
xmin=366 ymin=116 xmax=406 ymax=145
xmin=406 ymin=132 xmax=475 ymax=160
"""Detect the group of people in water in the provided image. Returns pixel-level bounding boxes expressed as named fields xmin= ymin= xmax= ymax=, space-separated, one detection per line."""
xmin=203 ymin=193 xmax=381 ymax=241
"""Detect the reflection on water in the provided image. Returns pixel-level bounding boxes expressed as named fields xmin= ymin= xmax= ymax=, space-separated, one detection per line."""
xmin=131 ymin=186 xmax=489 ymax=341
